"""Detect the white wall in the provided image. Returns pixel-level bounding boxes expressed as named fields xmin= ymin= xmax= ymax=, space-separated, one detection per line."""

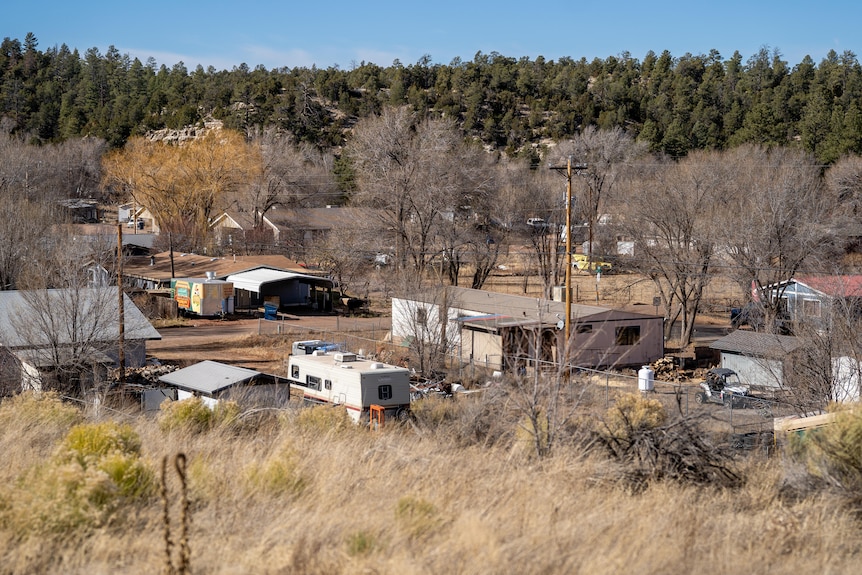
xmin=832 ymin=356 xmax=861 ymax=403
xmin=721 ymin=353 xmax=784 ymax=388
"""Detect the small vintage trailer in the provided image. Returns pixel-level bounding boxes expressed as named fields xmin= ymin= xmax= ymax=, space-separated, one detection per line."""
xmin=171 ymin=275 xmax=234 ymax=317
xmin=286 ymin=351 xmax=411 ymax=424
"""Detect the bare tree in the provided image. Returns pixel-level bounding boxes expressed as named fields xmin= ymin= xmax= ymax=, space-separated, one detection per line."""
xmin=6 ymin=235 xmax=127 ymax=396
xmin=553 ymin=126 xmax=647 ymax=266
xmin=347 ymin=107 xmax=491 ymax=288
xmin=497 ymin=160 xmax=564 ymax=298
xmin=825 ymin=153 xmax=862 ymax=254
xmin=621 ymin=151 xmax=725 ymax=346
xmin=716 ymin=145 xmax=830 ymax=332
xmin=244 ymin=128 xmax=339 ymax=222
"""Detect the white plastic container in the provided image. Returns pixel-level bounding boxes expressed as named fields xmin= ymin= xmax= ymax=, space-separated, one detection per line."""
xmin=638 ymin=365 xmax=655 ymax=392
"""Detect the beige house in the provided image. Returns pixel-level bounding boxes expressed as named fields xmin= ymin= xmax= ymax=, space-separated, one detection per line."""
xmin=210 ymin=206 xmax=385 ymax=251
xmin=392 ymin=286 xmax=664 ymax=372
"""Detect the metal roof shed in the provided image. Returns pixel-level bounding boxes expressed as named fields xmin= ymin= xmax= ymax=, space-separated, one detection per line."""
xmin=159 ymin=361 xmax=261 ymax=395
xmin=226 ymin=269 xmax=335 ymax=310
xmin=158 ymin=360 xmax=291 ymax=409
xmin=710 ymin=330 xmax=803 ymax=389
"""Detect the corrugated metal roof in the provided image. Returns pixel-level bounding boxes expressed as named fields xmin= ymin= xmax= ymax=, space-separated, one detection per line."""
xmin=793 ymin=275 xmax=862 ymax=298
xmin=159 ymin=360 xmax=261 ymax=395
xmin=709 ymin=330 xmax=803 ymax=356
xmin=398 ymin=286 xmax=657 ymax=322
xmin=0 ymin=288 xmax=161 ymax=348
xmin=226 ymin=269 xmax=334 ymax=293
xmin=123 ymin=252 xmax=327 ymax=284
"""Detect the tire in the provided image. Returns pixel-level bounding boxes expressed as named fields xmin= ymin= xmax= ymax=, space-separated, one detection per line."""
xmin=395 ymin=407 xmax=411 ymax=423
xmin=694 ymin=392 xmax=707 ymax=405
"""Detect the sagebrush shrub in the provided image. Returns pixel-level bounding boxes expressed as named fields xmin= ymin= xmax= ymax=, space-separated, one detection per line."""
xmin=295 ymin=403 xmax=355 ymax=434
xmin=245 ymin=448 xmax=307 ymax=497
xmin=791 ymin=406 xmax=862 ymax=499
xmin=5 ymin=421 xmax=153 ymax=533
xmin=158 ymin=396 xmax=240 ymax=433
xmin=603 ymin=392 xmax=667 ymax=439
xmin=0 ymin=390 xmax=82 ymax=430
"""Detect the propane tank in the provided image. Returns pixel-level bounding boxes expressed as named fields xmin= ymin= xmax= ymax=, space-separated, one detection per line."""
xmin=638 ymin=365 xmax=655 ymax=392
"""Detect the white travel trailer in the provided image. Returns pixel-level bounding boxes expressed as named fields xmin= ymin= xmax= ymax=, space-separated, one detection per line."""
xmin=286 ymin=351 xmax=411 ymax=424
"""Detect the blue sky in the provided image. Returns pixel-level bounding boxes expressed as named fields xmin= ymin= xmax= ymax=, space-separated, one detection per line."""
xmin=5 ymin=1 xmax=860 ymax=71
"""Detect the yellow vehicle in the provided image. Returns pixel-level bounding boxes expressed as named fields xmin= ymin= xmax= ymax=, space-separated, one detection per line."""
xmin=572 ymin=253 xmax=612 ymax=274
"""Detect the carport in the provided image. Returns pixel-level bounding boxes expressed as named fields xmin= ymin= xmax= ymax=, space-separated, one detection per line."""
xmin=226 ymin=268 xmax=335 ymax=311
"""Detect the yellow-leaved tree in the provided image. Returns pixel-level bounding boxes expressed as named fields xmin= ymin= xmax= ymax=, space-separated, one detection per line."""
xmin=102 ymin=129 xmax=261 ymax=252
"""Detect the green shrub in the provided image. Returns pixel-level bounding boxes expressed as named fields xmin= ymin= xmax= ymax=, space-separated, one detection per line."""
xmin=295 ymin=404 xmax=355 ymax=434
xmin=159 ymin=397 xmax=240 ymax=433
xmin=792 ymin=407 xmax=862 ymax=498
xmin=6 ymin=421 xmax=154 ymax=533
xmin=345 ymin=530 xmax=377 ymax=556
xmin=603 ymin=392 xmax=667 ymax=439
xmin=395 ymin=496 xmax=442 ymax=539
xmin=245 ymin=449 xmax=307 ymax=496
xmin=0 ymin=391 xmax=82 ymax=430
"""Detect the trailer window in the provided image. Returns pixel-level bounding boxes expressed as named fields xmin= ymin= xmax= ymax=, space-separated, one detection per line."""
xmin=291 ymin=365 xmax=299 ymax=379
xmin=307 ymin=375 xmax=321 ymax=390
xmin=325 ymin=379 xmax=332 ymax=390
xmin=615 ymin=326 xmax=641 ymax=346
xmin=378 ymin=385 xmax=392 ymax=400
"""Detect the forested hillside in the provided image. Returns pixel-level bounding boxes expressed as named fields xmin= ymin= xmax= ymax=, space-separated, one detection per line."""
xmin=2 ymin=33 xmax=861 ymax=163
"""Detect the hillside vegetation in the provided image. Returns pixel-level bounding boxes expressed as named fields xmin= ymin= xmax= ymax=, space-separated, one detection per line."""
xmin=2 ymin=34 xmax=862 ymax=163
xmin=2 ymin=391 xmax=862 ymax=574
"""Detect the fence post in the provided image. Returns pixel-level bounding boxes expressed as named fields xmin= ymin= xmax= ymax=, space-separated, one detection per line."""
xmin=605 ymin=372 xmax=610 ymax=408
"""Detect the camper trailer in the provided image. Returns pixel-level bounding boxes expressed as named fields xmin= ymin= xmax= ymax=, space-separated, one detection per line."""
xmin=286 ymin=351 xmax=411 ymax=424
xmin=171 ymin=275 xmax=234 ymax=316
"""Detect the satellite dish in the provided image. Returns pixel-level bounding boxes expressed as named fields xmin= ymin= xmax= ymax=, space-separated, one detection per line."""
xmin=556 ymin=319 xmax=565 ymax=330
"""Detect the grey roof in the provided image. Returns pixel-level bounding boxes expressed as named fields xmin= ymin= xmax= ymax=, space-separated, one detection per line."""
xmin=226 ymin=268 xmax=334 ymax=293
xmin=709 ymin=330 xmax=803 ymax=357
xmin=400 ymin=286 xmax=658 ymax=323
xmin=0 ymin=288 xmax=161 ymax=348
xmin=159 ymin=360 xmax=261 ymax=395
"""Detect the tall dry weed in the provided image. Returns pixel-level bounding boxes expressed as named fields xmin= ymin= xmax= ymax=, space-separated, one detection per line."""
xmin=3 ymin=389 xmax=862 ymax=574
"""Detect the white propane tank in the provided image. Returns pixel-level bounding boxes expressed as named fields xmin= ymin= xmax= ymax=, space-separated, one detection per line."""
xmin=638 ymin=365 xmax=655 ymax=392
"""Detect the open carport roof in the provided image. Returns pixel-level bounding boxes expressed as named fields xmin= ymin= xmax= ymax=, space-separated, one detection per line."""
xmin=226 ymin=268 xmax=334 ymax=293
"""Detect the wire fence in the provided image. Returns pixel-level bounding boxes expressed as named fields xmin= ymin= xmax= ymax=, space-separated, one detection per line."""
xmin=249 ymin=316 xmax=788 ymax=452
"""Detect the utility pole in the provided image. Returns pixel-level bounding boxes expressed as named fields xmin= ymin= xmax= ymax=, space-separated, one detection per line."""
xmin=549 ymin=157 xmax=587 ymax=353
xmin=116 ymin=224 xmax=125 ymax=384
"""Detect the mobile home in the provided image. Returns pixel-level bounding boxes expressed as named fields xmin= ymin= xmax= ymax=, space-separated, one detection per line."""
xmin=286 ymin=352 xmax=411 ymax=423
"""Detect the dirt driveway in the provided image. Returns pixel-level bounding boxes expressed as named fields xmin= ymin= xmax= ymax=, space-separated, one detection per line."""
xmin=145 ymin=314 xmax=392 ymax=373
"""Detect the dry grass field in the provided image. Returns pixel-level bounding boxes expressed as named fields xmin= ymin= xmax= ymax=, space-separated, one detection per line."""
xmin=2 ymin=389 xmax=862 ymax=575
xmin=4 ymin=270 xmax=857 ymax=574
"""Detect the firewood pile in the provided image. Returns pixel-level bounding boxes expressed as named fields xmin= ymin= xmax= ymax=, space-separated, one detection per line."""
xmin=110 ymin=364 xmax=178 ymax=385
xmin=650 ymin=356 xmax=677 ymax=378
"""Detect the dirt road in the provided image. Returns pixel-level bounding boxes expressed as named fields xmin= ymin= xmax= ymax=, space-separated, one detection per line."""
xmin=145 ymin=314 xmax=392 ymax=372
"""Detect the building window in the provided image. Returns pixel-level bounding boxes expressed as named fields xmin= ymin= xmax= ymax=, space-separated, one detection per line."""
xmin=576 ymin=324 xmax=593 ymax=334
xmin=307 ymin=375 xmax=321 ymax=390
xmin=378 ymin=384 xmax=393 ymax=401
xmin=802 ymin=299 xmax=822 ymax=318
xmin=324 ymin=379 xmax=332 ymax=390
xmin=291 ymin=365 xmax=299 ymax=379
xmin=615 ymin=326 xmax=641 ymax=346
xmin=415 ymin=307 xmax=427 ymax=326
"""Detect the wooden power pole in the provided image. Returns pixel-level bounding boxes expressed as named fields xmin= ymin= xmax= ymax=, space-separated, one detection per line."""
xmin=117 ymin=224 xmax=125 ymax=383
